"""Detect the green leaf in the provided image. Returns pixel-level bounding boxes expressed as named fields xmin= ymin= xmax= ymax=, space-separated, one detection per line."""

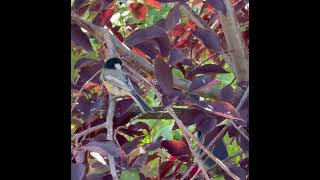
xmin=120 ymin=168 xmax=140 ymax=180
xmin=172 ymin=68 xmax=184 ymax=78
xmin=213 ymin=175 xmax=225 ymax=180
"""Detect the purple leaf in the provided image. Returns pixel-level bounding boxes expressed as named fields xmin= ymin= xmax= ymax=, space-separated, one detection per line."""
xmin=120 ymin=128 xmax=144 ymax=137
xmin=154 ymin=59 xmax=173 ymax=95
xmin=129 ymin=122 xmax=151 ymax=132
xmin=75 ymin=60 xmax=104 ymax=89
xmin=203 ymin=125 xmax=226 ymax=146
xmin=80 ymin=141 xmax=120 ymax=157
xmin=116 ymin=134 xmax=129 ymax=146
xmin=204 ymin=100 xmax=241 ymax=119
xmin=71 ymin=24 xmax=93 ymax=52
xmin=74 ymin=58 xmax=95 ymax=69
xmin=196 ymin=116 xmax=217 ymax=135
xmin=126 ymin=25 xmax=168 ymax=46
xmin=114 ymin=99 xmax=134 ymax=117
xmin=189 ymin=64 xmax=229 ymax=76
xmin=188 ymin=75 xmax=220 ymax=92
xmin=173 ymin=108 xmax=207 ymax=130
xmin=240 ymin=158 xmax=249 ymax=171
xmin=74 ymin=149 xmax=86 ymax=163
xmin=220 ymin=84 xmax=234 ymax=103
xmin=166 ymin=6 xmax=181 ymax=31
xmin=131 ymin=154 xmax=148 ymax=170
xmin=154 ymin=37 xmax=170 ymax=57
xmin=222 ymin=160 xmax=247 ymax=180
xmin=71 ymin=163 xmax=86 ymax=180
xmin=89 ymin=0 xmax=113 ymax=12
xmin=95 ymin=133 xmax=108 ymax=141
xmin=74 ymin=0 xmax=86 ymax=10
xmin=145 ymin=136 xmax=163 ymax=151
xmin=168 ymin=48 xmax=186 ymax=66
xmin=125 ymin=26 xmax=170 ymax=57
xmin=179 ymin=58 xmax=193 ymax=66
xmin=237 ymin=134 xmax=249 ymax=152
xmin=207 ymin=0 xmax=227 ymax=15
xmin=155 ymin=19 xmax=167 ymax=29
xmin=133 ymin=40 xmax=159 ymax=59
xmin=193 ymin=28 xmax=222 ymax=52
xmin=77 ymin=95 xmax=101 ymax=121
xmin=121 ymin=136 xmax=144 ymax=154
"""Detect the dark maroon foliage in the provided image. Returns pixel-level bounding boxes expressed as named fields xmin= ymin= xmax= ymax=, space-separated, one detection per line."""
xmin=222 ymin=160 xmax=247 ymax=180
xmin=188 ymin=75 xmax=219 ymax=92
xmin=193 ymin=27 xmax=222 ymax=52
xmin=71 ymin=24 xmax=93 ymax=52
xmin=207 ymin=0 xmax=227 ymax=15
xmin=154 ymin=59 xmax=173 ymax=95
xmin=80 ymin=141 xmax=120 ymax=157
xmin=188 ymin=64 xmax=229 ymax=76
xmin=71 ymin=0 xmax=249 ymax=178
xmin=71 ymin=163 xmax=86 ymax=180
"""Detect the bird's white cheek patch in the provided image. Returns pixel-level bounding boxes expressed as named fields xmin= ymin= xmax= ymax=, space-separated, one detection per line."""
xmin=115 ymin=63 xmax=121 ymax=70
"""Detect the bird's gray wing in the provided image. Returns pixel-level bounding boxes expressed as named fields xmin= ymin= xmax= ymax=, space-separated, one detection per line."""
xmin=101 ymin=69 xmax=133 ymax=93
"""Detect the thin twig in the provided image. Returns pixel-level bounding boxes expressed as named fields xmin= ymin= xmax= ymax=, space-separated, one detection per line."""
xmin=181 ymin=164 xmax=196 ymax=180
xmin=236 ymin=85 xmax=249 ymax=111
xmin=71 ymin=69 xmax=102 ymax=112
xmin=166 ymin=107 xmax=240 ymax=180
xmin=200 ymin=125 xmax=229 ymax=158
xmin=207 ymin=150 xmax=244 ymax=172
xmin=71 ymin=122 xmax=106 ymax=141
xmin=106 ymin=93 xmax=118 ymax=180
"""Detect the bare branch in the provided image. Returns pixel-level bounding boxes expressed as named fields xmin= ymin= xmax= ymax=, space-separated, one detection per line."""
xmin=106 ymin=93 xmax=118 ymax=180
xmin=218 ymin=0 xmax=249 ymax=81
xmin=71 ymin=122 xmax=106 ymax=141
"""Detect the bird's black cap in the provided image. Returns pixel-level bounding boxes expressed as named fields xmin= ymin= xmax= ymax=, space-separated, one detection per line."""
xmin=104 ymin=57 xmax=122 ymax=69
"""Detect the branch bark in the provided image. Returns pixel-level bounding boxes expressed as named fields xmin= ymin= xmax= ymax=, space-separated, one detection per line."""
xmin=218 ymin=0 xmax=249 ymax=81
xmin=106 ymin=93 xmax=118 ymax=180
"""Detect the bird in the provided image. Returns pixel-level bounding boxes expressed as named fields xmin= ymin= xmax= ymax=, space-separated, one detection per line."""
xmin=100 ymin=57 xmax=154 ymax=113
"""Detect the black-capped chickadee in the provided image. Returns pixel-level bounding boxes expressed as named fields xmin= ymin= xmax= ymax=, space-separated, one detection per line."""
xmin=101 ymin=57 xmax=154 ymax=113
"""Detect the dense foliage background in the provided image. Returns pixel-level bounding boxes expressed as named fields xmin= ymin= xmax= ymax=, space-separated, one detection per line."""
xmin=71 ymin=0 xmax=249 ymax=179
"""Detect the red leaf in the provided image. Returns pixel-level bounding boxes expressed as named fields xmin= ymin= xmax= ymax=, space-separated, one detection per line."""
xmin=93 ymin=7 xmax=114 ymax=26
xmin=169 ymin=155 xmax=177 ymax=161
xmin=161 ymin=140 xmax=190 ymax=157
xmin=169 ymin=23 xmax=188 ymax=37
xmin=186 ymin=20 xmax=197 ymax=30
xmin=174 ymin=30 xmax=192 ymax=48
xmin=129 ymin=3 xmax=148 ymax=20
xmin=111 ymin=27 xmax=124 ymax=42
xmin=159 ymin=161 xmax=175 ymax=178
xmin=192 ymin=0 xmax=202 ymax=6
xmin=132 ymin=47 xmax=147 ymax=59
xmin=84 ymin=82 xmax=100 ymax=91
xmin=189 ymin=166 xmax=199 ymax=178
xmin=145 ymin=0 xmax=161 ymax=8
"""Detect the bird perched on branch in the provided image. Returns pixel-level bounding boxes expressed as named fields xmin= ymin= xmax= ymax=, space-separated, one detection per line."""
xmin=101 ymin=57 xmax=154 ymax=113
